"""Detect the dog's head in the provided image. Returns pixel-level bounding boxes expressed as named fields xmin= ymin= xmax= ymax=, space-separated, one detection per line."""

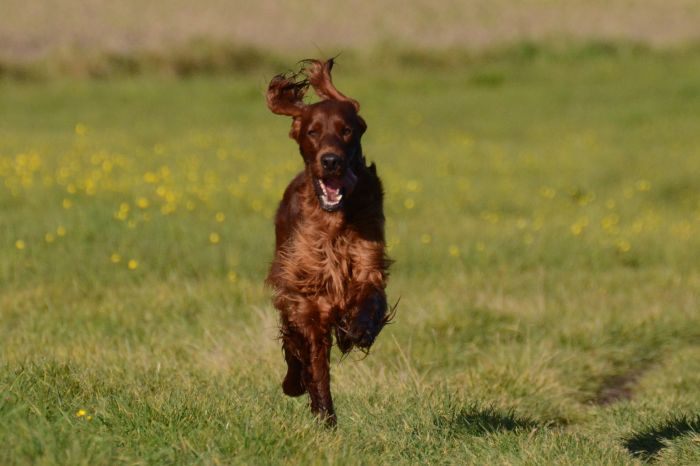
xmin=267 ymin=59 xmax=367 ymax=212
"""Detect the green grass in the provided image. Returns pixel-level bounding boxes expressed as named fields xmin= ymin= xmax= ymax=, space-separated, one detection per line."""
xmin=1 ymin=49 xmax=700 ymax=465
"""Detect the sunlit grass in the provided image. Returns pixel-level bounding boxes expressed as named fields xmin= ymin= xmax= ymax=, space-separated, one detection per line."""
xmin=1 ymin=50 xmax=699 ymax=464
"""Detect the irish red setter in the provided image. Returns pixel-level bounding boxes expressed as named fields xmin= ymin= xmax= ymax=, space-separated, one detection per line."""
xmin=265 ymin=58 xmax=392 ymax=426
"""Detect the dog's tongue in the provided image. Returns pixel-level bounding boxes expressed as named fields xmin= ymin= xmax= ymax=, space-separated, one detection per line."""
xmin=324 ymin=178 xmax=343 ymax=203
xmin=324 ymin=169 xmax=358 ymax=203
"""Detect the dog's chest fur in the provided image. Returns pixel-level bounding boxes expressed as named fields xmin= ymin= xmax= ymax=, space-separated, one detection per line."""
xmin=279 ymin=207 xmax=360 ymax=307
xmin=269 ymin=174 xmax=387 ymax=314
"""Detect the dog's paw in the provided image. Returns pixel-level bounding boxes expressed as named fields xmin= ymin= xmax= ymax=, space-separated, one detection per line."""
xmin=335 ymin=291 xmax=388 ymax=351
xmin=335 ymin=326 xmax=354 ymax=354
xmin=354 ymin=292 xmax=387 ymax=348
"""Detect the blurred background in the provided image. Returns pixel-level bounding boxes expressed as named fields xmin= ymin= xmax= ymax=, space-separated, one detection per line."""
xmin=2 ymin=0 xmax=700 ymax=76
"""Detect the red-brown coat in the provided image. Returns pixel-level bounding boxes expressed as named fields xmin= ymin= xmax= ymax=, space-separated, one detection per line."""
xmin=265 ymin=59 xmax=392 ymax=426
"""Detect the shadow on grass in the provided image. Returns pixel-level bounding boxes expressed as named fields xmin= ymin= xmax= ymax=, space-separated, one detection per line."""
xmin=434 ymin=403 xmax=544 ymax=437
xmin=591 ymin=362 xmax=654 ymax=406
xmin=623 ymin=414 xmax=700 ymax=461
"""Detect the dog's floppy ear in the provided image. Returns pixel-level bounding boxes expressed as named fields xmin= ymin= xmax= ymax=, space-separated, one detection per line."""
xmin=302 ymin=58 xmax=360 ymax=112
xmin=356 ymin=115 xmax=367 ymax=135
xmin=267 ymin=73 xmax=309 ymax=140
xmin=266 ymin=73 xmax=308 ymax=117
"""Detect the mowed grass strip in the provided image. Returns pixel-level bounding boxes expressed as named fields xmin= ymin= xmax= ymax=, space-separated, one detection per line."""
xmin=1 ymin=49 xmax=700 ymax=464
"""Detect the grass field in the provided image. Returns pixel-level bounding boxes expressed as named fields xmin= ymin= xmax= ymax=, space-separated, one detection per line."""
xmin=1 ymin=48 xmax=700 ymax=464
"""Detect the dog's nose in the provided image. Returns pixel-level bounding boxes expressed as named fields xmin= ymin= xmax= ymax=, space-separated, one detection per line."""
xmin=321 ymin=154 xmax=344 ymax=175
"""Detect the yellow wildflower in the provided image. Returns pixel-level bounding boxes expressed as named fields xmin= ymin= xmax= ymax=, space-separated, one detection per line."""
xmin=406 ymin=180 xmax=420 ymax=192
xmin=617 ymin=240 xmax=631 ymax=253
xmin=74 ymin=123 xmax=87 ymax=136
xmin=570 ymin=217 xmax=589 ymax=236
xmin=636 ymin=180 xmax=651 ymax=192
xmin=143 ymin=172 xmax=158 ymax=184
xmin=539 ymin=187 xmax=556 ymax=199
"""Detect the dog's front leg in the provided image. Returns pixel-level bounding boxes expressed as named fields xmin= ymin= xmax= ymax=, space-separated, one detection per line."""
xmin=303 ymin=331 xmax=336 ymax=426
xmin=343 ymin=285 xmax=388 ymax=350
xmin=281 ymin=334 xmax=307 ymax=397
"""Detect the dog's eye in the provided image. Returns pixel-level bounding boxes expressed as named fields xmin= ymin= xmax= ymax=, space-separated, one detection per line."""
xmin=307 ymin=130 xmax=318 ymax=137
xmin=341 ymin=127 xmax=352 ymax=137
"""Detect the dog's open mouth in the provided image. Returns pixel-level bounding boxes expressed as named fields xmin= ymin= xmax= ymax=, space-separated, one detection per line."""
xmin=314 ymin=170 xmax=358 ymax=212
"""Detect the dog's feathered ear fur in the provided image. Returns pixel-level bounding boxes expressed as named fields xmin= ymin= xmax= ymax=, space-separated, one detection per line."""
xmin=266 ymin=72 xmax=309 ymax=140
xmin=302 ymin=58 xmax=360 ymax=112
xmin=266 ymin=73 xmax=308 ymax=117
xmin=267 ymin=58 xmax=362 ymax=140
